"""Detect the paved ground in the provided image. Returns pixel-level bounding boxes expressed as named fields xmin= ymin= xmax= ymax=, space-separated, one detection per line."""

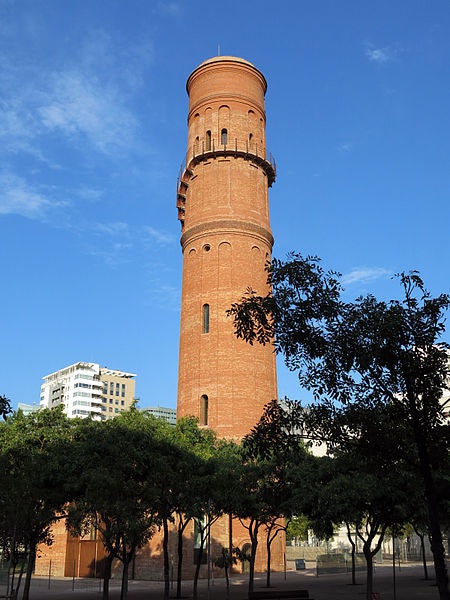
xmin=14 ymin=563 xmax=442 ymax=600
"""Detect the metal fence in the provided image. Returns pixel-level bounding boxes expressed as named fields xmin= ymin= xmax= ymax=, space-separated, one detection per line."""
xmin=316 ymin=553 xmax=366 ymax=576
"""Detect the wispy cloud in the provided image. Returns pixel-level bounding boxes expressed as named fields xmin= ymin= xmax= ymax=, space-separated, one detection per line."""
xmin=148 ymin=281 xmax=180 ymax=311
xmin=87 ymin=242 xmax=134 ymax=268
xmin=95 ymin=222 xmax=130 ymax=236
xmin=84 ymin=222 xmax=175 ymax=269
xmin=78 ymin=187 xmax=103 ymax=202
xmin=157 ymin=1 xmax=184 ymax=17
xmin=0 ymin=26 xmax=154 ymax=168
xmin=364 ymin=42 xmax=395 ymax=65
xmin=337 ymin=142 xmax=353 ymax=154
xmin=143 ymin=225 xmax=176 ymax=245
xmin=38 ymin=71 xmax=138 ymax=156
xmin=0 ymin=172 xmax=68 ymax=219
xmin=342 ymin=267 xmax=392 ymax=286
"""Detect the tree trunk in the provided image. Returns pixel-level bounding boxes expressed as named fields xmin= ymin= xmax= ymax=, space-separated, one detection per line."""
xmin=417 ymin=531 xmax=429 ymax=581
xmin=359 ymin=525 xmax=385 ymax=600
xmin=120 ymin=558 xmax=129 ymax=600
xmin=162 ymin=518 xmax=170 ymax=600
xmin=176 ymin=520 xmax=184 ymax=598
xmin=21 ymin=544 xmax=36 ymax=600
xmin=345 ymin=523 xmax=357 ymax=585
xmin=248 ymin=520 xmax=259 ymax=594
xmin=363 ymin=544 xmax=374 ymax=600
xmin=193 ymin=530 xmax=206 ymax=599
xmin=265 ymin=523 xmax=283 ymax=589
xmin=428 ymin=511 xmax=449 ymax=600
xmin=411 ymin=409 xmax=450 ymax=599
xmin=102 ymin=553 xmax=114 ymax=600
xmin=266 ymin=533 xmax=272 ymax=588
xmin=224 ymin=559 xmax=230 ymax=596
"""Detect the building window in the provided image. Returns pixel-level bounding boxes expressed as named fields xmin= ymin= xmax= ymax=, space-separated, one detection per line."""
xmin=221 ymin=128 xmax=228 ymax=145
xmin=200 ymin=395 xmax=208 ymax=426
xmin=202 ymin=304 xmax=210 ymax=334
xmin=205 ymin=130 xmax=211 ymax=151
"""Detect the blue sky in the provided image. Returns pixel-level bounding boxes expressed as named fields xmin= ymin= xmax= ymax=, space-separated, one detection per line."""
xmin=2 ymin=0 xmax=450 ymax=411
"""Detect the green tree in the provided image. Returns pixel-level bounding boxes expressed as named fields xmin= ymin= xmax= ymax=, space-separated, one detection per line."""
xmin=0 ymin=407 xmax=76 ymax=600
xmin=242 ymin=399 xmax=311 ymax=588
xmin=68 ymin=411 xmax=170 ymax=600
xmin=169 ymin=417 xmax=217 ymax=599
xmin=0 ymin=395 xmax=11 ymax=421
xmin=229 ymin=399 xmax=309 ymax=592
xmin=229 ymin=254 xmax=450 ymax=600
xmin=191 ymin=438 xmax=242 ymax=599
xmin=286 ymin=514 xmax=310 ymax=545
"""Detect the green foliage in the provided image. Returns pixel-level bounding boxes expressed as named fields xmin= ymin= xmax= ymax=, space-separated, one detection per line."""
xmin=230 ymin=254 xmax=450 ymax=599
xmin=0 ymin=395 xmax=12 ymax=421
xmin=286 ymin=515 xmax=310 ymax=542
xmin=0 ymin=407 xmax=77 ymax=599
xmin=214 ymin=547 xmax=239 ymax=570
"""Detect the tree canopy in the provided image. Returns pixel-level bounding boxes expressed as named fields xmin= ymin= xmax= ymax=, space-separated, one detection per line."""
xmin=229 ymin=253 xmax=450 ymax=600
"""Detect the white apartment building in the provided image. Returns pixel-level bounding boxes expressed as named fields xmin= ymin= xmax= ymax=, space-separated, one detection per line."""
xmin=142 ymin=405 xmax=177 ymax=426
xmin=40 ymin=362 xmax=136 ymax=421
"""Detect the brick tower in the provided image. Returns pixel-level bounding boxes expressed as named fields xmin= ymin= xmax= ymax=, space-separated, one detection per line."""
xmin=176 ymin=56 xmax=278 ymax=439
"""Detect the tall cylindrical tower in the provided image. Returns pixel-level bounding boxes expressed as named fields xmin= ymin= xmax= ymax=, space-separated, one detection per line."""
xmin=176 ymin=56 xmax=278 ymax=439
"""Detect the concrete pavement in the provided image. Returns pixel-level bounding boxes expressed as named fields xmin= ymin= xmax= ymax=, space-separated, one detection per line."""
xmin=19 ymin=563 xmax=444 ymax=600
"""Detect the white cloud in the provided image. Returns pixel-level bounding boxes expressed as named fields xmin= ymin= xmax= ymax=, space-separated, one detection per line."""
xmin=88 ymin=242 xmax=133 ymax=268
xmin=38 ymin=71 xmax=138 ymax=156
xmin=342 ymin=267 xmax=392 ymax=286
xmin=95 ymin=222 xmax=130 ymax=236
xmin=78 ymin=30 xmax=154 ymax=92
xmin=77 ymin=187 xmax=103 ymax=202
xmin=85 ymin=223 xmax=175 ymax=269
xmin=146 ymin=280 xmax=180 ymax=311
xmin=157 ymin=2 xmax=183 ymax=17
xmin=365 ymin=45 xmax=392 ymax=64
xmin=338 ymin=142 xmax=353 ymax=154
xmin=0 ymin=172 xmax=67 ymax=218
xmin=143 ymin=225 xmax=175 ymax=245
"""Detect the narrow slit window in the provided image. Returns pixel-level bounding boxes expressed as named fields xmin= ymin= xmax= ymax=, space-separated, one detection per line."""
xmin=205 ymin=130 xmax=211 ymax=151
xmin=202 ymin=303 xmax=210 ymax=333
xmin=200 ymin=395 xmax=209 ymax=426
xmin=221 ymin=128 xmax=228 ymax=145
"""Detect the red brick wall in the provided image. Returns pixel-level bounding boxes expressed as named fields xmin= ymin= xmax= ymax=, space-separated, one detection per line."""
xmin=177 ymin=56 xmax=278 ymax=439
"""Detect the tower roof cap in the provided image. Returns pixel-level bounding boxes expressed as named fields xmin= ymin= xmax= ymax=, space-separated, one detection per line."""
xmin=187 ymin=55 xmax=267 ymax=94
xmin=198 ymin=55 xmax=255 ymax=68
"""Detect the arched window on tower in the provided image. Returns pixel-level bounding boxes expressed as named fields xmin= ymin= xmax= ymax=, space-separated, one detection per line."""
xmin=221 ymin=128 xmax=228 ymax=146
xmin=200 ymin=395 xmax=209 ymax=426
xmin=205 ymin=130 xmax=211 ymax=151
xmin=202 ymin=303 xmax=210 ymax=334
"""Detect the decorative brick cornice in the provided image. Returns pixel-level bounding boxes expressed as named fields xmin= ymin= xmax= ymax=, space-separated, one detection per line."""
xmin=180 ymin=219 xmax=274 ymax=250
